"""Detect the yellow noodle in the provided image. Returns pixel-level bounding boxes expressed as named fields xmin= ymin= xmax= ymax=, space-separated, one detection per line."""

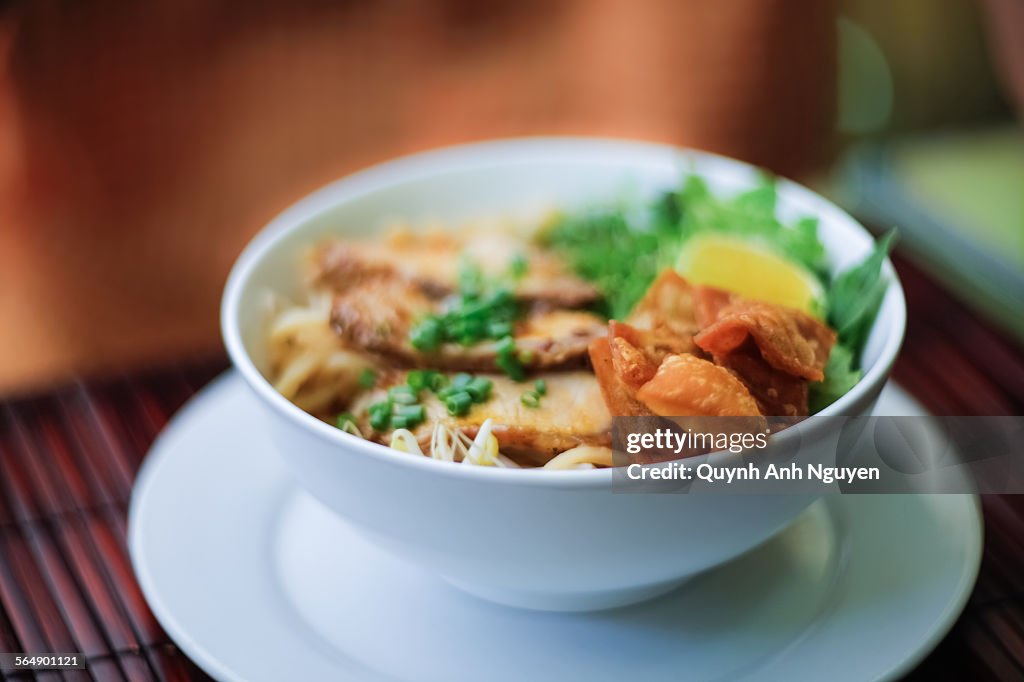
xmin=543 ymin=446 xmax=614 ymax=470
xmin=267 ymin=294 xmax=371 ymax=414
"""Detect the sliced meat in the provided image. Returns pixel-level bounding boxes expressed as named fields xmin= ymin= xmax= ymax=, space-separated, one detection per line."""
xmin=512 ymin=309 xmax=610 ymax=367
xmin=314 ymin=229 xmax=600 ymax=307
xmin=350 ymin=371 xmax=612 ymax=463
xmin=330 ymin=278 xmax=607 ymax=372
xmin=694 ymin=296 xmax=836 ymax=382
xmin=330 ymin=277 xmax=436 ymax=353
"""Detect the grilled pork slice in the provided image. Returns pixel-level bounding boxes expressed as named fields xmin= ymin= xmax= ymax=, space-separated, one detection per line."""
xmin=314 ymin=228 xmax=600 ymax=307
xmin=330 ymin=278 xmax=607 ymax=371
xmin=350 ymin=371 xmax=612 ymax=464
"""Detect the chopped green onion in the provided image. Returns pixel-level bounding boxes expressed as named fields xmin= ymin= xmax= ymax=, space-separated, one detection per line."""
xmin=466 ymin=376 xmax=493 ymax=402
xmin=388 ymin=386 xmax=419 ymax=405
xmin=407 ymin=258 xmax=522 ymax=354
xmin=410 ymin=317 xmax=444 ymax=351
xmin=335 ymin=412 xmax=356 ymax=429
xmin=429 ymin=373 xmax=448 ymax=391
xmin=437 ymin=385 xmax=461 ymax=400
xmin=408 ymin=369 xmax=447 ymax=394
xmin=390 ymin=415 xmax=414 ymax=429
xmin=406 ymin=370 xmax=429 ymax=391
xmin=394 ymin=403 xmax=425 ymax=417
xmin=368 ymin=401 xmax=392 ymax=431
xmin=498 ymin=357 xmax=526 ymax=381
xmin=358 ymin=368 xmax=377 ymax=389
xmin=520 ymin=391 xmax=541 ymax=408
xmin=445 ymin=391 xmax=473 ymax=416
xmin=452 ymin=373 xmax=473 ymax=388
xmin=534 ymin=379 xmax=547 ymax=396
xmin=393 ymin=403 xmax=426 ymax=426
xmin=495 ymin=337 xmax=528 ymax=376
xmin=496 ymin=336 xmax=526 ymax=381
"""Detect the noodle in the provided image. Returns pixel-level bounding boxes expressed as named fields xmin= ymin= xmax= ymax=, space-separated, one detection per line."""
xmin=267 ymin=292 xmax=371 ymax=414
xmin=543 ymin=446 xmax=614 ymax=470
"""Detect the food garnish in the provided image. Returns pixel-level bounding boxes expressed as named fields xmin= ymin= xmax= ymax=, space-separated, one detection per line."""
xmin=357 ymin=368 xmax=377 ymax=388
xmin=543 ymin=175 xmax=894 ymax=411
xmin=675 ymin=233 xmax=824 ymax=317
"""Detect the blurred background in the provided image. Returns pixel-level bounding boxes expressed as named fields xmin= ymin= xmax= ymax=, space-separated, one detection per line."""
xmin=0 ymin=0 xmax=1020 ymax=395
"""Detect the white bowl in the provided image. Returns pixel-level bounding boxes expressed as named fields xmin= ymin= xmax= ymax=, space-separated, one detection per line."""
xmin=222 ymin=138 xmax=906 ymax=612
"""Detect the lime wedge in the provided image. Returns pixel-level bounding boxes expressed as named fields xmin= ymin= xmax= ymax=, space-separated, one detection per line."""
xmin=675 ymin=234 xmax=825 ymax=316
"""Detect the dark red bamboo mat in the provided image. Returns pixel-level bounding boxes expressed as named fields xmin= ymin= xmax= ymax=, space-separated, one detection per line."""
xmin=1 ymin=254 xmax=1023 ymax=682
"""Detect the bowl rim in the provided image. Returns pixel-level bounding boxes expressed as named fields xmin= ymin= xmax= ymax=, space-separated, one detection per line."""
xmin=221 ymin=136 xmax=907 ymax=487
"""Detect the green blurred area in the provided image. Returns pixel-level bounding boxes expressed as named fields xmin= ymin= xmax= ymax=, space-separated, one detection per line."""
xmin=829 ymin=0 xmax=1023 ymax=340
xmin=895 ymin=128 xmax=1024 ymax=270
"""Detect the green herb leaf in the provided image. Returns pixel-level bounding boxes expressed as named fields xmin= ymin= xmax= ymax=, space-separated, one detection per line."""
xmin=540 ymin=174 xmax=828 ymax=319
xmin=458 ymin=259 xmax=484 ymax=299
xmin=809 ymin=343 xmax=863 ymax=413
xmin=507 ymin=253 xmax=528 ymax=280
xmin=827 ymin=231 xmax=896 ymax=355
xmin=540 ymin=176 xmax=894 ymax=415
xmin=540 ymin=208 xmax=667 ymax=319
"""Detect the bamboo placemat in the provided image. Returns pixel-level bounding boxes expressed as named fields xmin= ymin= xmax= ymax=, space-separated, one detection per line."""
xmin=0 ymin=254 xmax=1022 ymax=681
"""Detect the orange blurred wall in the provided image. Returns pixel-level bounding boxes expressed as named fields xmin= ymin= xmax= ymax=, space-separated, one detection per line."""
xmin=0 ymin=0 xmax=835 ymax=394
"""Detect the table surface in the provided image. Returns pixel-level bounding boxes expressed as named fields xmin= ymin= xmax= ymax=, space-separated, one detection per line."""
xmin=0 ymin=253 xmax=1021 ymax=682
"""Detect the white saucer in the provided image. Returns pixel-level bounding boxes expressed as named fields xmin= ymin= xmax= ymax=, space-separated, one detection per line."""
xmin=129 ymin=374 xmax=982 ymax=682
